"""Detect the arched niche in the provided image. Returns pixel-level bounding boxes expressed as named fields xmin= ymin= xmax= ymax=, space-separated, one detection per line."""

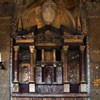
xmin=18 ymin=0 xmax=76 ymax=29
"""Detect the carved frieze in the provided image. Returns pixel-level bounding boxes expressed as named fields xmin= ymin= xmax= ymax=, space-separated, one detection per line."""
xmin=36 ymin=85 xmax=63 ymax=94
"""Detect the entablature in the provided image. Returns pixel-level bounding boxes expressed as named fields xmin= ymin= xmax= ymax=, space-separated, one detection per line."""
xmin=12 ymin=25 xmax=86 ymax=46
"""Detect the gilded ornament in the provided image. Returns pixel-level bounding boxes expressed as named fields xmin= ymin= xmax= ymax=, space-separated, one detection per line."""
xmin=93 ymin=79 xmax=100 ymax=87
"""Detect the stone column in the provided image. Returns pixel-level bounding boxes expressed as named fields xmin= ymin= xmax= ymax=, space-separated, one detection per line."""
xmin=80 ymin=45 xmax=87 ymax=92
xmin=29 ymin=46 xmax=35 ymax=82
xmin=63 ymin=45 xmax=70 ymax=92
xmin=41 ymin=49 xmax=45 ymax=67
xmin=80 ymin=46 xmax=86 ymax=82
xmin=29 ymin=46 xmax=35 ymax=92
xmin=53 ymin=49 xmax=56 ymax=67
xmin=13 ymin=46 xmax=19 ymax=82
xmin=13 ymin=46 xmax=19 ymax=92
xmin=63 ymin=46 xmax=69 ymax=83
xmin=42 ymin=49 xmax=45 ymax=62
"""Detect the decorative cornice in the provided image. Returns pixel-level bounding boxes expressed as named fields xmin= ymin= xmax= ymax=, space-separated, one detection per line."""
xmin=29 ymin=46 xmax=35 ymax=53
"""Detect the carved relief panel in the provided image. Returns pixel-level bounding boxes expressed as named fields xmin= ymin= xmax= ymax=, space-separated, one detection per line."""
xmin=42 ymin=0 xmax=57 ymax=25
xmin=35 ymin=66 xmax=42 ymax=84
xmin=67 ymin=49 xmax=80 ymax=84
xmin=45 ymin=51 xmax=53 ymax=61
xmin=56 ymin=67 xmax=63 ymax=84
xmin=18 ymin=46 xmax=31 ymax=83
xmin=19 ymin=63 xmax=30 ymax=83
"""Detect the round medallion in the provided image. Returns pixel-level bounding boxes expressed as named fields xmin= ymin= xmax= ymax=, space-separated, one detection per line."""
xmin=42 ymin=0 xmax=57 ymax=25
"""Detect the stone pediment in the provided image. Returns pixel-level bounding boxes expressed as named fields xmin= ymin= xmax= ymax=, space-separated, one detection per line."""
xmin=35 ymin=25 xmax=60 ymax=34
xmin=12 ymin=24 xmax=85 ymax=45
xmin=35 ymin=25 xmax=62 ymax=45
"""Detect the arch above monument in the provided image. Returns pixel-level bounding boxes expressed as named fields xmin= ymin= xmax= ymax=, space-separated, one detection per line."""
xmin=20 ymin=0 xmax=75 ymax=29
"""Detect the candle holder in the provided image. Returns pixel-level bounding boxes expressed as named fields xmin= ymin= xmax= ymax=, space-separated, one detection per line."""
xmin=0 ymin=62 xmax=5 ymax=70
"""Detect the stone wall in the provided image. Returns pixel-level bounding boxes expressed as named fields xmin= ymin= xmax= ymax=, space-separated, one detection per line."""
xmin=88 ymin=17 xmax=100 ymax=100
xmin=0 ymin=17 xmax=12 ymax=100
xmin=0 ymin=2 xmax=14 ymax=100
xmin=87 ymin=2 xmax=100 ymax=100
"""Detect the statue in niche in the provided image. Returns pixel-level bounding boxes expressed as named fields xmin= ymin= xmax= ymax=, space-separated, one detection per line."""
xmin=44 ymin=67 xmax=53 ymax=84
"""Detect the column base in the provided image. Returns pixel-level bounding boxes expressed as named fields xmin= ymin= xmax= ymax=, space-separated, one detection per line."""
xmin=53 ymin=63 xmax=56 ymax=67
xmin=29 ymin=83 xmax=35 ymax=92
xmin=64 ymin=83 xmax=70 ymax=92
xmin=80 ymin=83 xmax=87 ymax=92
xmin=13 ymin=78 xmax=18 ymax=83
xmin=41 ymin=64 xmax=45 ymax=67
xmin=13 ymin=83 xmax=19 ymax=92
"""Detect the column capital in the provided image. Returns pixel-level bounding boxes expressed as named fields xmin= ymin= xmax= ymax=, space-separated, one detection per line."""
xmin=80 ymin=45 xmax=85 ymax=51
xmin=42 ymin=49 xmax=44 ymax=52
xmin=63 ymin=45 xmax=69 ymax=51
xmin=14 ymin=46 xmax=19 ymax=52
xmin=29 ymin=46 xmax=35 ymax=53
